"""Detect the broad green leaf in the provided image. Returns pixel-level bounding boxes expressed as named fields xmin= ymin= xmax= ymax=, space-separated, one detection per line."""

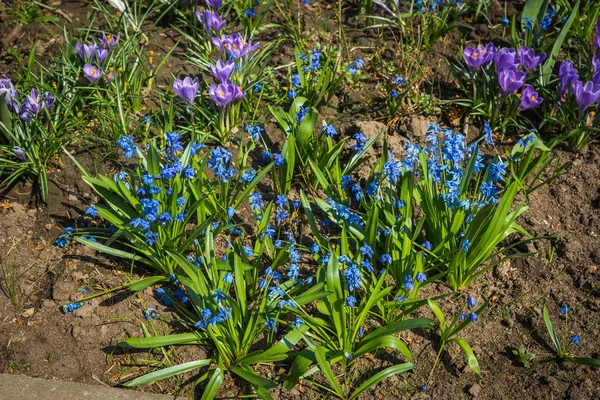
xmin=543 ymin=305 xmax=562 ymax=354
xmin=122 ymin=358 xmax=212 ymax=387
xmin=201 ymin=367 xmax=224 ymax=400
xmin=314 ymin=346 xmax=344 ymax=398
xmin=120 ymin=332 xmax=203 ymax=349
xmin=129 ymin=276 xmax=168 ymax=292
xmin=450 ymin=338 xmax=481 ymax=374
xmin=349 ymin=363 xmax=414 ymax=400
xmin=230 ymin=365 xmax=277 ymax=389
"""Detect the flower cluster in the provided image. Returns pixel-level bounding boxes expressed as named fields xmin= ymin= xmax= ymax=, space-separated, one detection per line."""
xmin=76 ymin=32 xmax=121 ymax=83
xmin=464 ymin=43 xmax=545 ymax=111
xmin=0 ymin=76 xmax=55 ymax=122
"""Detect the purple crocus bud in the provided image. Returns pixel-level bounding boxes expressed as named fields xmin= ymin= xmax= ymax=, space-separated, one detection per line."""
xmin=12 ymin=146 xmax=27 ymax=162
xmin=574 ymin=81 xmax=600 ymax=113
xmin=196 ymin=10 xmax=227 ymax=35
xmin=210 ymin=60 xmax=235 ymax=82
xmin=494 ymin=47 xmax=518 ymax=72
xmin=593 ymin=54 xmax=600 ymax=73
xmin=463 ymin=43 xmax=495 ymax=70
xmin=98 ymin=33 xmax=120 ymax=51
xmin=83 ymin=43 xmax=97 ymax=60
xmin=519 ymin=86 xmax=543 ymax=111
xmin=498 ymin=69 xmax=526 ymax=95
xmin=593 ymin=71 xmax=600 ymax=86
xmin=95 ymin=47 xmax=109 ymax=64
xmin=83 ymin=64 xmax=103 ymax=83
xmin=206 ymin=0 xmax=222 ymax=10
xmin=209 ymin=80 xmax=246 ymax=109
xmin=558 ymin=61 xmax=579 ymax=98
xmin=172 ymin=77 xmax=199 ymax=104
xmin=24 ymin=89 xmax=42 ymax=115
xmin=42 ymin=92 xmax=55 ymax=110
xmin=75 ymin=42 xmax=84 ymax=60
xmin=517 ymin=46 xmax=546 ymax=70
xmin=0 ymin=75 xmax=19 ymax=112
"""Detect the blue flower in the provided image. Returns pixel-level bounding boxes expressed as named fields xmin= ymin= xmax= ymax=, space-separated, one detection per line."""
xmin=380 ymin=254 xmax=392 ymax=264
xmin=242 ymin=7 xmax=255 ymax=17
xmin=292 ymin=317 xmax=304 ymax=330
xmin=461 ymin=239 xmax=471 ymax=253
xmin=488 ymin=161 xmax=507 ymax=183
xmin=287 ymin=89 xmax=297 ymax=99
xmin=296 ymin=106 xmax=308 ymax=123
xmin=570 ymin=335 xmax=581 ymax=344
xmin=245 ymin=124 xmax=263 ymax=140
xmin=361 ymin=259 xmax=374 ymax=273
xmin=85 ymin=205 xmax=97 ymax=218
xmin=350 ymin=133 xmax=367 ymax=153
xmin=227 ymin=206 xmax=236 ymax=218
xmin=291 ymin=73 xmax=301 ymax=88
xmin=322 ymin=123 xmax=338 ymax=138
xmin=287 ymin=264 xmax=299 ymax=280
xmin=273 ymin=153 xmax=285 ymax=167
xmin=241 ymin=169 xmax=257 ymax=183
xmin=346 ymin=295 xmax=357 ymax=308
xmin=343 ymin=264 xmax=363 ymax=291
xmin=468 ymin=297 xmax=477 ymax=308
xmin=144 ymin=231 xmax=159 ymax=246
xmin=360 ymin=243 xmax=374 ymax=258
xmin=249 ymin=192 xmax=264 ymax=211
xmin=460 ymin=313 xmax=467 ymax=321
xmin=177 ymin=196 xmax=187 ymax=208
xmin=264 ymin=317 xmax=277 ymax=332
xmin=483 ymin=122 xmax=494 ymax=146
xmin=501 ymin=17 xmax=509 ymax=26
xmin=223 ymin=272 xmax=234 ymax=283
xmin=480 ymin=181 xmax=498 ymax=203
xmin=415 ymin=272 xmax=427 ymax=283
xmin=212 ymin=289 xmax=226 ymax=303
xmin=470 ymin=312 xmax=478 ymax=323
xmin=383 ymin=152 xmax=401 ymax=183
xmin=130 ymin=217 xmax=151 ymax=231
xmin=275 ymin=208 xmax=289 ymax=223
xmin=390 ymin=90 xmax=398 ymax=98
xmin=559 ymin=305 xmax=569 ymax=315
xmin=275 ymin=194 xmax=288 ymax=208
xmin=55 ymin=234 xmax=70 ymax=248
xmin=310 ymin=242 xmax=320 ymax=254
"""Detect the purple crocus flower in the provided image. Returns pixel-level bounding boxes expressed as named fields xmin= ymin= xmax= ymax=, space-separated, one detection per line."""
xmin=218 ymin=33 xmax=259 ymax=60
xmin=206 ymin=0 xmax=222 ymax=10
xmin=519 ymin=86 xmax=543 ymax=111
xmin=574 ymin=81 xmax=600 ymax=113
xmin=76 ymin=43 xmax=97 ymax=61
xmin=83 ymin=64 xmax=103 ymax=83
xmin=463 ymin=43 xmax=496 ymax=69
xmin=498 ymin=69 xmax=526 ymax=95
xmin=95 ymin=47 xmax=109 ymax=64
xmin=595 ymin=17 xmax=600 ymax=50
xmin=210 ymin=60 xmax=235 ymax=82
xmin=0 ymin=75 xmax=19 ymax=112
xmin=98 ymin=33 xmax=120 ymax=50
xmin=18 ymin=89 xmax=49 ymax=121
xmin=172 ymin=77 xmax=199 ymax=104
xmin=196 ymin=10 xmax=226 ymax=35
xmin=494 ymin=47 xmax=518 ymax=72
xmin=12 ymin=146 xmax=27 ymax=162
xmin=42 ymin=92 xmax=55 ymax=110
xmin=209 ymin=80 xmax=245 ymax=109
xmin=558 ymin=61 xmax=579 ymax=98
xmin=517 ymin=46 xmax=546 ymax=71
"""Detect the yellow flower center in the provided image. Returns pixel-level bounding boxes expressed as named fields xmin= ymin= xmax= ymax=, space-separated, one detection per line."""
xmin=473 ymin=52 xmax=479 ymax=59
xmin=219 ymin=91 xmax=225 ymax=96
xmin=530 ymin=95 xmax=536 ymax=101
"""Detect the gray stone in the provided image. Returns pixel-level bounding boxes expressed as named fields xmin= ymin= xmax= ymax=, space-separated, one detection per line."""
xmin=0 ymin=373 xmax=172 ymax=399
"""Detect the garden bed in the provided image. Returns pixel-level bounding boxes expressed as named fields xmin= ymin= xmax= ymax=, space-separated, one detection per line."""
xmin=0 ymin=0 xmax=599 ymax=399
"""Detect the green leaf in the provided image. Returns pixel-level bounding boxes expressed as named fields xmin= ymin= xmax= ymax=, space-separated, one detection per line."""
xmin=129 ymin=276 xmax=168 ymax=292
xmin=570 ymin=357 xmax=600 ymax=368
xmin=120 ymin=333 xmax=203 ymax=349
xmin=201 ymin=367 xmax=224 ymax=400
xmin=122 ymin=359 xmax=212 ymax=387
xmin=450 ymin=338 xmax=481 ymax=374
xmin=543 ymin=305 xmax=562 ymax=354
xmin=521 ymin=0 xmax=549 ymax=30
xmin=541 ymin=1 xmax=579 ymax=79
xmin=349 ymin=363 xmax=414 ymax=400
xmin=353 ymin=335 xmax=412 ymax=361
xmin=427 ymin=299 xmax=446 ymax=332
xmin=314 ymin=346 xmax=344 ymax=398
xmin=230 ymin=365 xmax=277 ymax=389
xmin=240 ymin=325 xmax=308 ymax=365
xmin=0 ymin=93 xmax=12 ymax=141
xmin=74 ymin=236 xmax=152 ymax=265
xmin=284 ymin=349 xmax=314 ymax=390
